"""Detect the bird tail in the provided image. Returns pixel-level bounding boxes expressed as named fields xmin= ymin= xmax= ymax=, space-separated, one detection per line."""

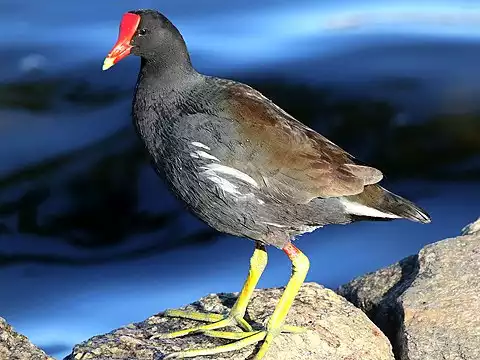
xmin=341 ymin=185 xmax=431 ymax=224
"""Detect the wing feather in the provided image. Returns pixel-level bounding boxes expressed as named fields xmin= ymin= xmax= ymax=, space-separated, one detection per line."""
xmin=212 ymin=80 xmax=383 ymax=203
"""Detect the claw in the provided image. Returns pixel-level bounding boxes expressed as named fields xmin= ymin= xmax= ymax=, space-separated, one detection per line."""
xmin=163 ymin=352 xmax=185 ymax=360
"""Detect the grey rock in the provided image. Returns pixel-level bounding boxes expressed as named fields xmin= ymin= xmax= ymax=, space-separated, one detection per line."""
xmin=67 ymin=283 xmax=394 ymax=360
xmin=462 ymin=217 xmax=480 ymax=235
xmin=0 ymin=317 xmax=53 ymax=360
xmin=338 ymin=255 xmax=418 ymax=345
xmin=339 ymin=218 xmax=480 ymax=360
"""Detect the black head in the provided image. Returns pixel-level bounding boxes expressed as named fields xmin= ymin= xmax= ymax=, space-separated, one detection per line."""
xmin=103 ymin=9 xmax=191 ymax=71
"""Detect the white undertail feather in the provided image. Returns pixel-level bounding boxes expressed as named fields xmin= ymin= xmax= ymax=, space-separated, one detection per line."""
xmin=338 ymin=198 xmax=401 ymax=219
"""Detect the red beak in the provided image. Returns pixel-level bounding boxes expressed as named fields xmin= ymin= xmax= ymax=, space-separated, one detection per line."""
xmin=103 ymin=13 xmax=141 ymax=70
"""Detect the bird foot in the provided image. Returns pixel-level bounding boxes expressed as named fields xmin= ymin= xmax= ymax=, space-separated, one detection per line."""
xmin=161 ymin=325 xmax=307 ymax=359
xmin=199 ymin=324 xmax=306 ymax=340
xmin=151 ymin=308 xmax=254 ymax=340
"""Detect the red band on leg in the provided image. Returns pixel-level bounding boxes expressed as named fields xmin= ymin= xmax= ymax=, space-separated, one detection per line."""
xmin=282 ymin=243 xmax=301 ymax=260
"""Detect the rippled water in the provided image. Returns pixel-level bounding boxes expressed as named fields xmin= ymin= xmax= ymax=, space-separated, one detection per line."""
xmin=0 ymin=1 xmax=479 ymax=358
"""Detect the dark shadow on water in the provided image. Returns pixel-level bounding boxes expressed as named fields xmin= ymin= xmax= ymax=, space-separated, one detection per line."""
xmin=0 ymin=229 xmax=218 ymax=267
xmin=0 ymin=77 xmax=129 ymax=112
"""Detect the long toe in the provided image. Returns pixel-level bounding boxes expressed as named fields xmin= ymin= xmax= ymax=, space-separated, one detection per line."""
xmin=162 ymin=309 xmax=225 ymax=323
xmin=281 ymin=325 xmax=308 ymax=334
xmin=161 ymin=326 xmax=293 ymax=360
xmin=162 ymin=331 xmax=267 ymax=359
xmin=199 ymin=325 xmax=305 ymax=340
xmin=199 ymin=330 xmax=261 ymax=340
xmin=151 ymin=311 xmax=254 ymax=339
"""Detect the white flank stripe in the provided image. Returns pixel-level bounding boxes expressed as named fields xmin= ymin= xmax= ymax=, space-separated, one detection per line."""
xmin=195 ymin=151 xmax=219 ymax=161
xmin=191 ymin=141 xmax=210 ymax=150
xmin=205 ymin=173 xmax=240 ymax=195
xmin=264 ymin=222 xmax=287 ymax=228
xmin=339 ymin=198 xmax=400 ymax=219
xmin=201 ymin=164 xmax=259 ymax=188
xmin=190 ymin=152 xmax=200 ymax=159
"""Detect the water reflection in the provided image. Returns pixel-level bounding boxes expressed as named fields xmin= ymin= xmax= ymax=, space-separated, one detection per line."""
xmin=0 ymin=1 xmax=479 ymax=359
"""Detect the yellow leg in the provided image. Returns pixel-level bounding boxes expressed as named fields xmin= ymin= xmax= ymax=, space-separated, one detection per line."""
xmin=153 ymin=242 xmax=268 ymax=339
xmin=254 ymin=243 xmax=310 ymax=359
xmin=230 ymin=241 xmax=268 ymax=319
xmin=161 ymin=242 xmax=310 ymax=360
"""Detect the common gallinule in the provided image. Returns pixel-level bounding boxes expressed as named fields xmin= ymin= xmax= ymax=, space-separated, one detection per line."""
xmin=103 ymin=9 xmax=430 ymax=359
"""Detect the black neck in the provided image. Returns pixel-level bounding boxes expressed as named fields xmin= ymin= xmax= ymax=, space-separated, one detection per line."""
xmin=139 ymin=41 xmax=195 ymax=87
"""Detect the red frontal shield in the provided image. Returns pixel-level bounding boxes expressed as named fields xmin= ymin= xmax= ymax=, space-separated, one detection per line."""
xmin=103 ymin=12 xmax=141 ymax=70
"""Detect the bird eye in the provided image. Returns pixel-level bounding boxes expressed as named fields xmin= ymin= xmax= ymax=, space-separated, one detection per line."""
xmin=138 ymin=28 xmax=148 ymax=36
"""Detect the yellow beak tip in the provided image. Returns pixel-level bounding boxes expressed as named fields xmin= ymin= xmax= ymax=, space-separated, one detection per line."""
xmin=102 ymin=58 xmax=115 ymax=71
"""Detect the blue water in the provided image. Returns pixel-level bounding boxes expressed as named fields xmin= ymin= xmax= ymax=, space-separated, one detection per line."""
xmin=0 ymin=1 xmax=479 ymax=358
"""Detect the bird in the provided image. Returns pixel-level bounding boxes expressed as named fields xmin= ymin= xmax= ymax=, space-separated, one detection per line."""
xmin=103 ymin=9 xmax=431 ymax=360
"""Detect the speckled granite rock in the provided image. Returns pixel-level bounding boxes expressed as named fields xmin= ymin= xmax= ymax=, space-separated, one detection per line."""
xmin=339 ymin=217 xmax=480 ymax=360
xmin=337 ymin=255 xmax=418 ymax=345
xmin=0 ymin=317 xmax=53 ymax=360
xmin=67 ymin=283 xmax=394 ymax=360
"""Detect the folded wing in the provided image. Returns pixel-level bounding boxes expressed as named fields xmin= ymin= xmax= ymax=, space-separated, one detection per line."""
xmin=220 ymin=81 xmax=383 ymax=204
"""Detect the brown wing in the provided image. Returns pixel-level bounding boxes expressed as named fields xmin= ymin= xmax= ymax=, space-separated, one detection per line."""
xmin=219 ymin=81 xmax=383 ymax=204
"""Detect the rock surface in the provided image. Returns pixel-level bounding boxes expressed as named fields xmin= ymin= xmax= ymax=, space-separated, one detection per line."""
xmin=339 ymin=217 xmax=480 ymax=360
xmin=67 ymin=283 xmax=394 ymax=360
xmin=0 ymin=317 xmax=53 ymax=360
xmin=462 ymin=217 xmax=480 ymax=235
xmin=5 ymin=219 xmax=478 ymax=360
